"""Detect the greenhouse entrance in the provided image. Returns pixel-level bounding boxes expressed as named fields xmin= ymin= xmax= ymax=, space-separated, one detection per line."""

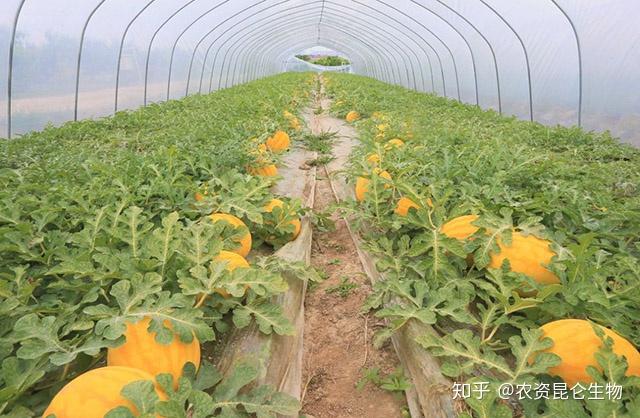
xmin=285 ymin=46 xmax=352 ymax=73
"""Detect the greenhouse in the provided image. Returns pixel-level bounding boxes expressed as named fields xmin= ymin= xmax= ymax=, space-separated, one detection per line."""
xmin=1 ymin=1 xmax=639 ymax=418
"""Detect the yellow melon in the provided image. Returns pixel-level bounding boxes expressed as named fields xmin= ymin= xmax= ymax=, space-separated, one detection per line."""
xmin=43 ymin=367 xmax=165 ymax=418
xmin=209 ymin=213 xmax=251 ymax=257
xmin=107 ymin=317 xmax=200 ymax=389
xmin=538 ymin=319 xmax=640 ymax=386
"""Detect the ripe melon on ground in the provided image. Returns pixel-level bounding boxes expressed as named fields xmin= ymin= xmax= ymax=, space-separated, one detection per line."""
xmin=385 ymin=138 xmax=405 ymax=150
xmin=212 ymin=250 xmax=250 ymax=298
xmin=366 ymin=153 xmax=381 ymax=165
xmin=489 ymin=231 xmax=559 ymax=285
xmin=248 ymin=164 xmax=278 ymax=177
xmin=43 ymin=366 xmax=165 ymax=418
xmin=440 ymin=215 xmax=480 ymax=240
xmin=538 ymin=319 xmax=640 ymax=385
xmin=195 ymin=251 xmax=250 ymax=303
xmin=394 ymin=197 xmax=420 ymax=216
xmin=346 ymin=110 xmax=360 ymax=123
xmin=264 ymin=198 xmax=301 ymax=242
xmin=209 ymin=212 xmax=252 ymax=257
xmin=266 ymin=130 xmax=290 ymax=153
xmin=394 ymin=196 xmax=433 ymax=216
xmin=107 ymin=317 xmax=200 ymax=389
xmin=441 ymin=215 xmax=559 ymax=285
xmin=355 ymin=170 xmax=392 ymax=202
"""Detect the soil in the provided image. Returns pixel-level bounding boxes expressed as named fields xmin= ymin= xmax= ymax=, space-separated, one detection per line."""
xmin=300 ymin=77 xmax=406 ymax=418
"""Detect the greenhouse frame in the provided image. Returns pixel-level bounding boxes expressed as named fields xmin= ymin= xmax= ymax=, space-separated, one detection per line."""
xmin=1 ymin=1 xmax=638 ymax=142
xmin=1 ymin=2 xmax=640 ymax=418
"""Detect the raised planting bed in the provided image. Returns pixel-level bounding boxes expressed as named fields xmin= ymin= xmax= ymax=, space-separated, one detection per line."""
xmin=0 ymin=73 xmax=318 ymax=417
xmin=324 ymin=72 xmax=640 ymax=418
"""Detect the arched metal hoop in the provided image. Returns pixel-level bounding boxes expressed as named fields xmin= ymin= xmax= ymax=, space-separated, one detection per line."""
xmin=74 ymin=0 xmax=108 ymax=122
xmin=224 ymin=15 xmax=399 ymax=90
xmin=434 ymin=0 xmax=502 ymax=113
xmin=200 ymin=7 xmax=380 ymax=90
xmin=209 ymin=0 xmax=449 ymax=95
xmin=216 ymin=8 xmax=423 ymax=92
xmin=239 ymin=17 xmax=391 ymax=86
xmin=256 ymin=36 xmax=367 ymax=82
xmin=408 ymin=0 xmax=478 ymax=105
xmin=479 ymin=0 xmax=533 ymax=121
xmin=143 ymin=0 xmax=200 ymax=106
xmin=550 ymin=0 xmax=582 ymax=126
xmin=5 ymin=0 xmax=589 ymax=138
xmin=226 ymin=17 xmax=401 ymax=90
xmin=327 ymin=0 xmax=440 ymax=93
xmin=230 ymin=17 xmax=390 ymax=88
xmin=261 ymin=26 xmax=390 ymax=81
xmin=6 ymin=0 xmax=27 ymax=139
xmin=165 ymin=0 xmax=234 ymax=101
xmin=182 ymin=0 xmax=276 ymax=98
xmin=187 ymin=1 xmax=429 ymax=95
xmin=270 ymin=38 xmax=374 ymax=79
xmin=240 ymin=18 xmax=398 ymax=86
xmin=114 ymin=0 xmax=158 ymax=113
xmin=362 ymin=0 xmax=459 ymax=100
xmin=271 ymin=38 xmax=365 ymax=77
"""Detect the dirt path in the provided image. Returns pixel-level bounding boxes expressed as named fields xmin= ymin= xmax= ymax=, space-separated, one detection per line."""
xmin=300 ymin=77 xmax=406 ymax=418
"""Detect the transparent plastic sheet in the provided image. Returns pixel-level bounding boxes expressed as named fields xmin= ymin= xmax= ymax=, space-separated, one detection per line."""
xmin=1 ymin=0 xmax=639 ymax=144
xmin=203 ymin=1 xmax=411 ymax=91
xmin=214 ymin=22 xmax=368 ymax=89
xmin=139 ymin=0 xmax=231 ymax=106
xmin=232 ymin=23 xmax=404 ymax=90
xmin=75 ymin=0 xmax=208 ymax=118
xmin=250 ymin=34 xmax=374 ymax=87
xmin=442 ymin=0 xmax=531 ymax=121
xmin=235 ymin=2 xmax=410 ymax=88
xmin=560 ymin=0 xmax=640 ymax=146
xmin=486 ymin=0 xmax=579 ymax=128
xmin=76 ymin=0 xmax=155 ymax=121
xmin=7 ymin=0 xmax=104 ymax=136
xmin=266 ymin=36 xmax=383 ymax=86
xmin=0 ymin=0 xmax=22 ymax=136
xmin=275 ymin=39 xmax=372 ymax=78
xmin=418 ymin=0 xmax=501 ymax=111
xmin=379 ymin=0 xmax=473 ymax=103
xmin=190 ymin=2 xmax=326 ymax=93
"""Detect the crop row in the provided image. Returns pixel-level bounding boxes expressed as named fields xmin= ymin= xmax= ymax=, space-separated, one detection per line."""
xmin=324 ymin=73 xmax=640 ymax=417
xmin=0 ymin=73 xmax=313 ymax=417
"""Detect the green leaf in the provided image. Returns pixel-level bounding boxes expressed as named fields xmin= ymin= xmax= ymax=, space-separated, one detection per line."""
xmin=106 ymin=380 xmax=160 ymax=418
xmin=232 ymin=300 xmax=294 ymax=335
xmin=194 ymin=361 xmax=223 ymax=391
xmin=213 ymin=362 xmax=259 ymax=402
xmin=144 ymin=211 xmax=181 ymax=279
xmin=461 ymin=378 xmax=512 ymax=418
xmin=86 ymin=274 xmax=214 ymax=343
xmin=416 ymin=329 xmax=513 ymax=379
xmin=508 ymin=328 xmax=561 ymax=381
xmin=536 ymin=399 xmax=590 ymax=418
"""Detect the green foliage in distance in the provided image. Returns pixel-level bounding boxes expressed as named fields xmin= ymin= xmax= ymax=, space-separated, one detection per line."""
xmin=295 ymin=54 xmax=350 ymax=67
